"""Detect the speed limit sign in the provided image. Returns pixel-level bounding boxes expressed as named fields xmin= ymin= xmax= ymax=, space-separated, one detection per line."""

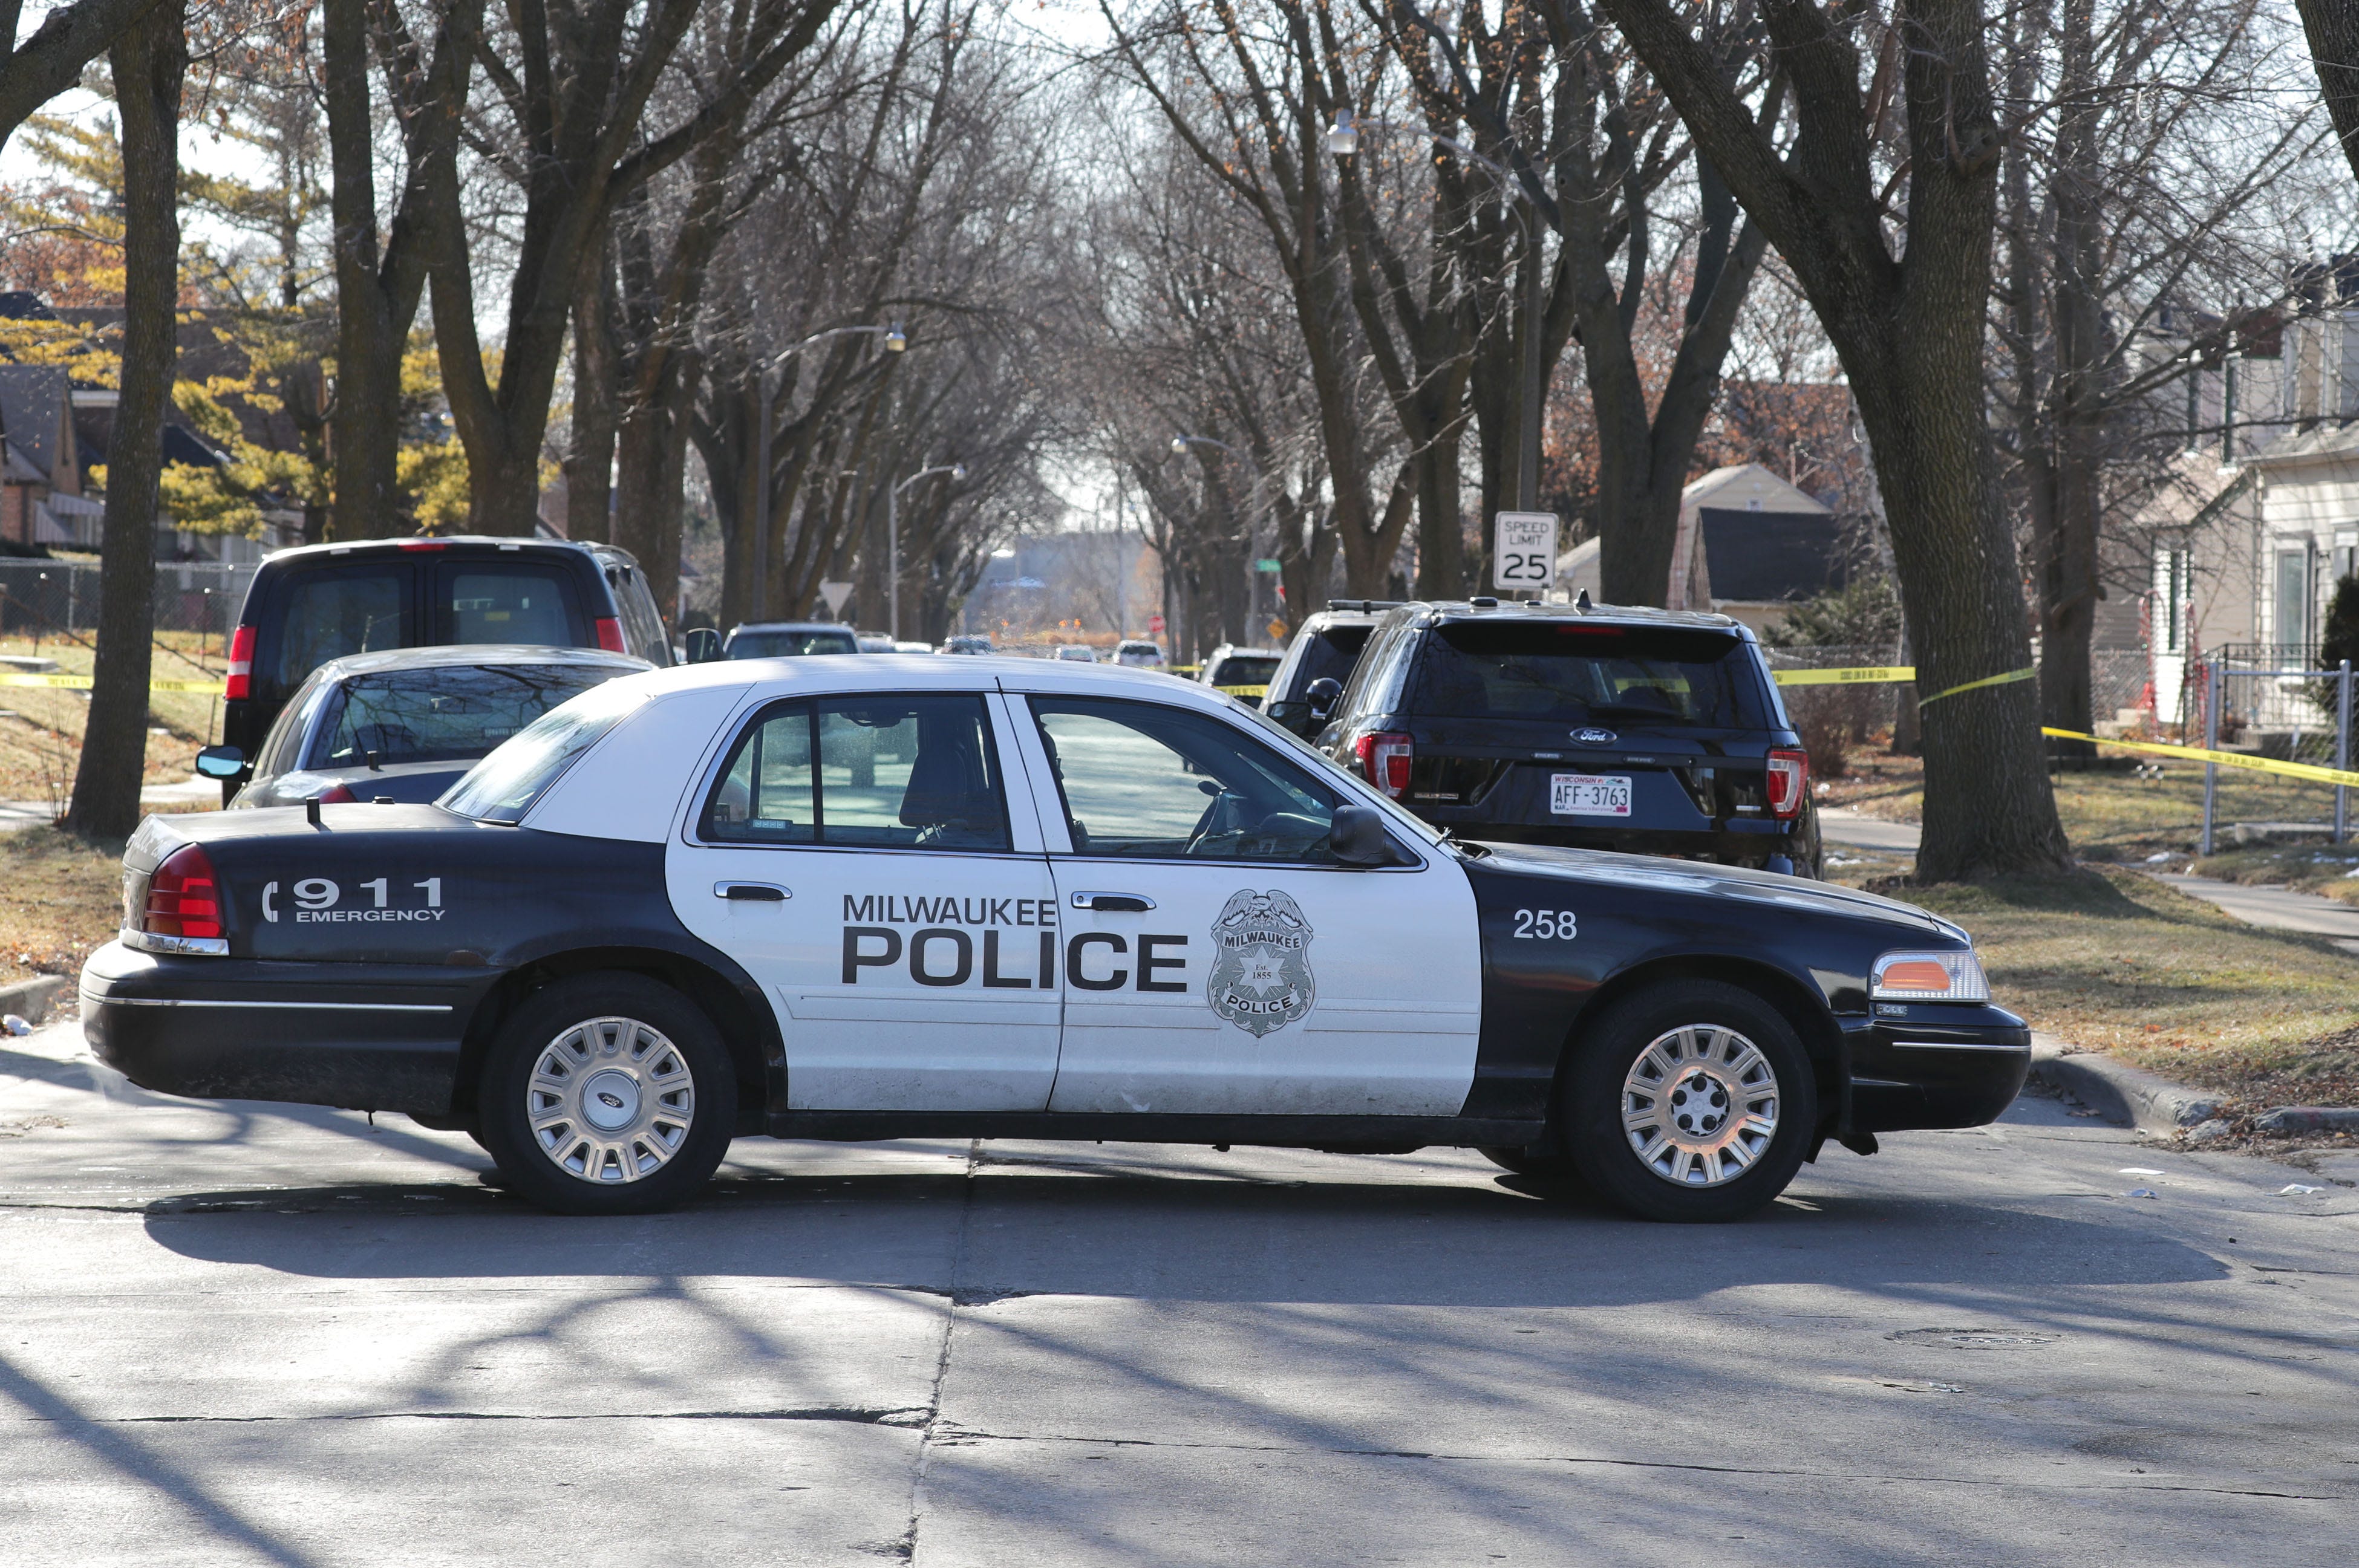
xmin=1493 ymin=511 xmax=1558 ymax=593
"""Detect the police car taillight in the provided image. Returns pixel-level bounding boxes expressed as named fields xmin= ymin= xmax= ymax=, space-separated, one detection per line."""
xmin=1765 ymin=748 xmax=1808 ymax=819
xmin=313 ymin=782 xmax=357 ymax=804
xmin=224 ymin=624 xmax=255 ymax=701
xmin=595 ymin=616 xmax=627 ymax=654
xmin=1355 ymin=731 xmax=1413 ymax=798
xmin=128 ymin=844 xmax=229 ymax=955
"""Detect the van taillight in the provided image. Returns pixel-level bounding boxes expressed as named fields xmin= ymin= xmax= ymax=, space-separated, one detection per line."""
xmin=594 ymin=616 xmax=627 ymax=654
xmin=1766 ymin=749 xmax=1808 ymax=819
xmin=225 ymin=625 xmax=255 ymax=701
xmin=1354 ymin=731 xmax=1414 ymax=798
xmin=144 ymin=844 xmax=223 ymax=939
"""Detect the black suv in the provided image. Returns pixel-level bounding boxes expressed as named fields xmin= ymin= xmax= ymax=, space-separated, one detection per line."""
xmin=1314 ymin=599 xmax=1819 ymax=875
xmin=1263 ymin=600 xmax=1400 ymax=735
xmin=221 ymin=537 xmax=672 ymax=780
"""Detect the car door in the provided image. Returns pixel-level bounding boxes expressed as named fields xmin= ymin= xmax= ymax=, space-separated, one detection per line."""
xmin=667 ymin=688 xmax=1061 ymax=1111
xmin=1004 ymin=685 xmax=1484 ymax=1117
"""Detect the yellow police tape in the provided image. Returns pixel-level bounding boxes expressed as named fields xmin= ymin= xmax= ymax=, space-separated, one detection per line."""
xmin=0 ymin=672 xmax=225 ymax=694
xmin=1215 ymin=684 xmax=1268 ymax=698
xmin=1772 ymin=665 xmax=1916 ymax=687
xmin=2040 ymin=727 xmax=2359 ymax=789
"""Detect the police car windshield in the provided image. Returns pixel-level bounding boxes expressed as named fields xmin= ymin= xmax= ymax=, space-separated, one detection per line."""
xmin=1409 ymin=623 xmax=1766 ymax=728
xmin=730 ymin=629 xmax=858 ymax=658
xmin=304 ymin=664 xmax=624 ymax=770
xmin=439 ymin=680 xmax=650 ymax=822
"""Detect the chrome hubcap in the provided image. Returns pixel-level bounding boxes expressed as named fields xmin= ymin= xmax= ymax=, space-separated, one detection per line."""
xmin=1621 ymin=1024 xmax=1780 ymax=1187
xmin=527 ymin=1016 xmax=694 ymax=1184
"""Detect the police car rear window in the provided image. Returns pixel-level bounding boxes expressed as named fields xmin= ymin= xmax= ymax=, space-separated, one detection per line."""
xmin=307 ymin=663 xmax=627 ymax=770
xmin=439 ymin=680 xmax=649 ymax=822
xmin=1408 ymin=623 xmax=1767 ymax=728
xmin=700 ymin=695 xmax=1011 ymax=851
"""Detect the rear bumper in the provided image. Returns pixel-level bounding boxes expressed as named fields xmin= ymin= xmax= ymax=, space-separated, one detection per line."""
xmin=79 ymin=942 xmax=491 ymax=1117
xmin=1842 ymin=1006 xmax=2032 ymax=1132
xmin=1450 ymin=819 xmax=1818 ymax=872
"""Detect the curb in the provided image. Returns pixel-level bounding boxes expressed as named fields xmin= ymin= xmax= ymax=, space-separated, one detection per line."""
xmin=2255 ymin=1106 xmax=2359 ymax=1135
xmin=2028 ymin=1033 xmax=2225 ymax=1134
xmin=0 ymin=973 xmax=71 ymax=1029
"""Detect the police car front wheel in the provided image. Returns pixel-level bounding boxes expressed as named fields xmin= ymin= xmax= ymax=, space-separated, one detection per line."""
xmin=1564 ymin=980 xmax=1816 ymax=1223
xmin=476 ymin=974 xmax=737 ymax=1215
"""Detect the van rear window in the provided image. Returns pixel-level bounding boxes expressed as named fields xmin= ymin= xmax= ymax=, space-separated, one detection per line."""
xmin=1408 ymin=622 xmax=1767 ymax=727
xmin=443 ymin=566 xmax=585 ymax=646
xmin=270 ymin=570 xmax=408 ymax=694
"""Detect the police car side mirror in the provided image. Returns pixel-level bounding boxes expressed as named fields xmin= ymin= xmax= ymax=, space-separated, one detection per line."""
xmin=195 ymin=745 xmax=247 ymax=780
xmin=1305 ymin=677 xmax=1342 ymax=722
xmin=684 ymin=627 xmax=723 ymax=664
xmin=1330 ymin=802 xmax=1409 ymax=868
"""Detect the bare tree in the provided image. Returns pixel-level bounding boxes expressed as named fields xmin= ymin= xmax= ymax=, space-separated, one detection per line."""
xmin=0 ymin=0 xmax=172 ymax=144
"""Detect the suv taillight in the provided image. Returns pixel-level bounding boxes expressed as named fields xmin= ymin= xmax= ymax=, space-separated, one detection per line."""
xmin=594 ymin=616 xmax=627 ymax=654
xmin=142 ymin=844 xmax=223 ymax=942
xmin=1766 ymin=749 xmax=1808 ymax=819
xmin=224 ymin=624 xmax=255 ymax=700
xmin=1355 ymin=731 xmax=1414 ymax=798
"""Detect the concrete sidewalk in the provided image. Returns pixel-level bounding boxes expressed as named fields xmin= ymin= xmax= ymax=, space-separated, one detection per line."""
xmin=1818 ymin=806 xmax=1921 ymax=853
xmin=2158 ymin=871 xmax=2359 ymax=952
xmin=0 ymin=775 xmax=220 ymax=832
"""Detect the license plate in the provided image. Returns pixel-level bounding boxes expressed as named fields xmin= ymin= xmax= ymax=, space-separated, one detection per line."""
xmin=1551 ymin=773 xmax=1631 ymax=817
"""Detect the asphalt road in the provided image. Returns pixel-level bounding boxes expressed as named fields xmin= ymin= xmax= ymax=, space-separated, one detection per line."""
xmin=3 ymin=1015 xmax=2355 ymax=1567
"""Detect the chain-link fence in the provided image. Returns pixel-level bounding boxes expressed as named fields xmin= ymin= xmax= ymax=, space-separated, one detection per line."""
xmin=0 ymin=559 xmax=253 ymax=648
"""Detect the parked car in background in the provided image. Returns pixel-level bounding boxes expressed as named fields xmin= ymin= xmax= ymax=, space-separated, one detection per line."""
xmin=1054 ymin=644 xmax=1100 ymax=663
xmin=941 ymin=636 xmax=994 ymax=655
xmin=724 ymin=622 xmax=860 ymax=659
xmin=218 ymin=536 xmax=671 ymax=800
xmin=1198 ymin=645 xmax=1284 ymax=706
xmin=855 ymin=632 xmax=896 ymax=653
xmin=1114 ymin=639 xmax=1166 ymax=669
xmin=892 ymin=641 xmax=934 ymax=655
xmin=1315 ymin=599 xmax=1819 ymax=876
xmin=200 ymin=645 xmax=649 ymax=808
xmin=1263 ymin=601 xmax=1400 ymax=736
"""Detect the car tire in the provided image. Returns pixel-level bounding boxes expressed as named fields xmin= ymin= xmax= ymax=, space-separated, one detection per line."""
xmin=1562 ymin=980 xmax=1817 ymax=1223
xmin=474 ymin=973 xmax=736 ymax=1216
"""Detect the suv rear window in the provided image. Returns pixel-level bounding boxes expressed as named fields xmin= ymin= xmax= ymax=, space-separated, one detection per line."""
xmin=1207 ymin=653 xmax=1279 ymax=688
xmin=1287 ymin=625 xmax=1372 ymax=690
xmin=270 ymin=568 xmax=409 ymax=694
xmin=441 ymin=564 xmax=586 ymax=646
xmin=1408 ymin=622 xmax=1769 ymax=727
xmin=730 ymin=628 xmax=859 ymax=657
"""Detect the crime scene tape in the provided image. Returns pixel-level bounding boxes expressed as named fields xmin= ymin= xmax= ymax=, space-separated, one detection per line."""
xmin=1772 ymin=666 xmax=1916 ymax=687
xmin=0 ymin=673 xmax=225 ymax=694
xmin=2040 ymin=727 xmax=2359 ymax=789
xmin=1215 ymin=684 xmax=1269 ymax=698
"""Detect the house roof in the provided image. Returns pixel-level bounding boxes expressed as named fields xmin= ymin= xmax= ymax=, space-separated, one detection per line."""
xmin=1697 ymin=507 xmax=1853 ymax=603
xmin=2245 ymin=419 xmax=2359 ymax=472
xmin=0 ymin=364 xmax=71 ymax=483
xmin=1681 ymin=462 xmax=1833 ymax=516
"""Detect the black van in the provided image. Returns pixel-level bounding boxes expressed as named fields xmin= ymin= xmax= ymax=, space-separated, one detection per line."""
xmin=220 ymin=538 xmax=671 ymax=789
xmin=1314 ymin=599 xmax=1820 ymax=875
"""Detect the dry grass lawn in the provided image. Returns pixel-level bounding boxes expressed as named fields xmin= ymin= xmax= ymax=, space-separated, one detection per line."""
xmin=0 ymin=632 xmax=226 ymax=807
xmin=0 ymin=825 xmax=128 ymax=987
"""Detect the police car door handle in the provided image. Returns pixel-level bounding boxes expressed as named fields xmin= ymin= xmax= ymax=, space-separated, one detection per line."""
xmin=1072 ymin=891 xmax=1155 ymax=912
xmin=715 ymin=881 xmax=791 ymax=902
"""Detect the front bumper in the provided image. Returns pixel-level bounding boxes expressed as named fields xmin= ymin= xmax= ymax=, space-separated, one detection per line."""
xmin=80 ymin=942 xmax=493 ymax=1117
xmin=1842 ymin=1004 xmax=2032 ymax=1132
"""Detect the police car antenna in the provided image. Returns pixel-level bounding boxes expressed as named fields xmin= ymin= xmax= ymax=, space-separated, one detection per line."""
xmin=1575 ymin=590 xmax=1592 ymax=611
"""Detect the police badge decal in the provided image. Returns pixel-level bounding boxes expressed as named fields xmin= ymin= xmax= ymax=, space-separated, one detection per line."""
xmin=1208 ymin=890 xmax=1316 ymax=1036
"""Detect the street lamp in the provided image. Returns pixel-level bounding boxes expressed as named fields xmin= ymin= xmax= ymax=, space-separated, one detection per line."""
xmin=1325 ymin=108 xmax=1359 ymax=158
xmin=752 ymin=324 xmax=905 ymax=622
xmin=1171 ymin=433 xmax=1236 ymax=456
xmin=889 ymin=461 xmax=966 ymax=642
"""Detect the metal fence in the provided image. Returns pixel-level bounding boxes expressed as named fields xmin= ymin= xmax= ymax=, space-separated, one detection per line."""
xmin=0 ymin=559 xmax=254 ymax=646
xmin=2185 ymin=654 xmax=2355 ymax=853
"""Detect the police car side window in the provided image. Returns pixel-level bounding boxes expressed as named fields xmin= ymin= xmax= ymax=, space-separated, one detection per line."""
xmin=1029 ymin=697 xmax=1337 ymax=863
xmin=702 ymin=694 xmax=1011 ymax=852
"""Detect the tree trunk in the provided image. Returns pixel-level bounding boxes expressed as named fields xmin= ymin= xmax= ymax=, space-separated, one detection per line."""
xmin=2297 ymin=0 xmax=2359 ymax=190
xmin=565 ymin=240 xmax=619 ymax=544
xmin=65 ymin=0 xmax=181 ymax=839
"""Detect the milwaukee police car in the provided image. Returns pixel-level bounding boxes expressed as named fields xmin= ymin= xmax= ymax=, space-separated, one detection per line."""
xmin=82 ymin=657 xmax=2028 ymax=1222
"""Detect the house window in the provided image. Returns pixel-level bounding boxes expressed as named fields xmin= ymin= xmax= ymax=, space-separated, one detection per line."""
xmin=2334 ymin=529 xmax=2358 ymax=585
xmin=2161 ymin=549 xmax=2193 ymax=653
xmin=2276 ymin=547 xmax=2313 ymax=652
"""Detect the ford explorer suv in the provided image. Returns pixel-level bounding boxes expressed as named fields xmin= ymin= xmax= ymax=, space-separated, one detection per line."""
xmin=1314 ymin=599 xmax=1819 ymax=876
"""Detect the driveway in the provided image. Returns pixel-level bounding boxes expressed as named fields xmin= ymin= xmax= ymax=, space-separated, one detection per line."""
xmin=1 ymin=1015 xmax=2354 ymax=1566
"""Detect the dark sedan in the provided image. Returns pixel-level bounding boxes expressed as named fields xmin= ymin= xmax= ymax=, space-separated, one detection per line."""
xmin=200 ymin=645 xmax=650 ymax=808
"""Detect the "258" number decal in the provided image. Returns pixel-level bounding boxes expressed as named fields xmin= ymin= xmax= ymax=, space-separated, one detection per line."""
xmin=1511 ymin=908 xmax=1577 ymax=940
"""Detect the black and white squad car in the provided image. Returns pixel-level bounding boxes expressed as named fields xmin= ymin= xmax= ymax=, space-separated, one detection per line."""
xmin=82 ymin=657 xmax=2029 ymax=1222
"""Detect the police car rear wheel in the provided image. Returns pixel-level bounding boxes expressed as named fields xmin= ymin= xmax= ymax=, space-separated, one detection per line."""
xmin=476 ymin=974 xmax=736 ymax=1216
xmin=1564 ymin=980 xmax=1815 ymax=1223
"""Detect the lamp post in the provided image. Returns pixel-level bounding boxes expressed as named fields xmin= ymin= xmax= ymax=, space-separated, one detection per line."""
xmin=751 ymin=324 xmax=905 ymax=622
xmin=889 ymin=462 xmax=965 ymax=642
xmin=1330 ymin=117 xmax=1545 ymax=512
